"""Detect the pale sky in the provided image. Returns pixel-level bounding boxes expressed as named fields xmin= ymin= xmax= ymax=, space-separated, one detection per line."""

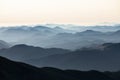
xmin=0 ymin=0 xmax=120 ymax=26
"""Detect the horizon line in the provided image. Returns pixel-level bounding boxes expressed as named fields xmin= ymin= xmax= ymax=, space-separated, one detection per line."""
xmin=0 ymin=23 xmax=120 ymax=27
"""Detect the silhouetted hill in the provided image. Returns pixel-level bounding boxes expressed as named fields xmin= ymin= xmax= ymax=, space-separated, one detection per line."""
xmin=0 ymin=44 xmax=70 ymax=61
xmin=104 ymin=71 xmax=120 ymax=80
xmin=26 ymin=43 xmax=120 ymax=71
xmin=0 ymin=56 xmax=116 ymax=80
xmin=1 ymin=43 xmax=120 ymax=71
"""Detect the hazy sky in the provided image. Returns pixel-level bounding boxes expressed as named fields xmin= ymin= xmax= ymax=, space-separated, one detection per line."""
xmin=0 ymin=0 xmax=120 ymax=26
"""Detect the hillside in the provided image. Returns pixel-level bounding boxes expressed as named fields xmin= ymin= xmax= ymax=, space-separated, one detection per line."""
xmin=0 ymin=56 xmax=116 ymax=80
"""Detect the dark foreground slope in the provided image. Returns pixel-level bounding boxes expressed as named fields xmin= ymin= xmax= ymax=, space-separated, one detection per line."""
xmin=0 ymin=56 xmax=117 ymax=80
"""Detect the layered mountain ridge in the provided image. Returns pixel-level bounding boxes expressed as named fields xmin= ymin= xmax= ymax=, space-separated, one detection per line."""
xmin=0 ymin=25 xmax=120 ymax=50
xmin=0 ymin=43 xmax=120 ymax=71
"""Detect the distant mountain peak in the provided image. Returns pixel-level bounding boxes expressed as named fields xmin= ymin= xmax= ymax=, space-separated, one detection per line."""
xmin=54 ymin=26 xmax=63 ymax=30
xmin=34 ymin=25 xmax=51 ymax=29
xmin=0 ymin=40 xmax=10 ymax=49
xmin=12 ymin=44 xmax=29 ymax=47
xmin=83 ymin=30 xmax=101 ymax=33
xmin=11 ymin=44 xmax=43 ymax=49
xmin=102 ymin=43 xmax=120 ymax=50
